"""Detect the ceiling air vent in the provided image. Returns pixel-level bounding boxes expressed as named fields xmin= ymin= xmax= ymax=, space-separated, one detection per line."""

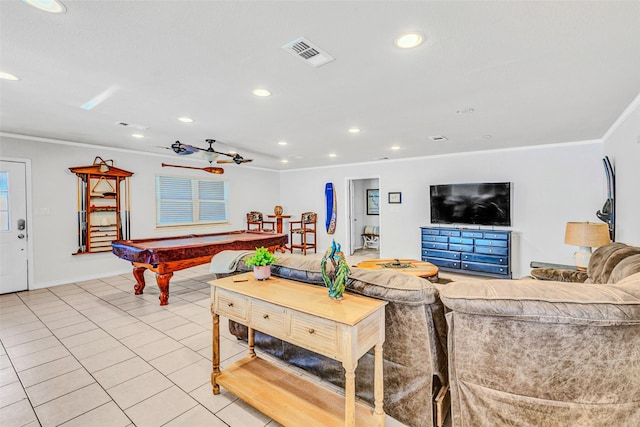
xmin=282 ymin=37 xmax=335 ymax=68
xmin=429 ymin=135 xmax=448 ymax=142
xmin=114 ymin=121 xmax=149 ymax=130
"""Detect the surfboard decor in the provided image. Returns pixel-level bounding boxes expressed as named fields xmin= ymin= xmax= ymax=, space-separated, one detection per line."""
xmin=325 ymin=182 xmax=337 ymax=234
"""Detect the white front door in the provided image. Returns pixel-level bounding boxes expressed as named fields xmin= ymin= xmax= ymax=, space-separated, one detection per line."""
xmin=0 ymin=160 xmax=28 ymax=294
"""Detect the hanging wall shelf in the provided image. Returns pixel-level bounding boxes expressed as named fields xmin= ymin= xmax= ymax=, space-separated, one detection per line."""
xmin=69 ymin=157 xmax=133 ymax=254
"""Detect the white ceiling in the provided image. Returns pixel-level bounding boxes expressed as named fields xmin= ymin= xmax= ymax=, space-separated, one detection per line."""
xmin=1 ymin=1 xmax=639 ymax=170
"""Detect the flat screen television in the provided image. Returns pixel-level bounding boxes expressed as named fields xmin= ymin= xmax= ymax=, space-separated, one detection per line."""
xmin=430 ymin=182 xmax=511 ymax=226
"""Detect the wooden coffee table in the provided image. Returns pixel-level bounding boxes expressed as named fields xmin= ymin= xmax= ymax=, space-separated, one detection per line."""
xmin=356 ymin=258 xmax=439 ymax=280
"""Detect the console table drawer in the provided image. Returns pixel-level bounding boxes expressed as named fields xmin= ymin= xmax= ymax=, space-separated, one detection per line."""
xmin=250 ymin=301 xmax=286 ymax=336
xmin=216 ymin=290 xmax=248 ymax=320
xmin=290 ymin=312 xmax=338 ymax=358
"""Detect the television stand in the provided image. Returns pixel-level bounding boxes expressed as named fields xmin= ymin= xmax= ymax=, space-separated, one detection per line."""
xmin=420 ymin=226 xmax=512 ymax=278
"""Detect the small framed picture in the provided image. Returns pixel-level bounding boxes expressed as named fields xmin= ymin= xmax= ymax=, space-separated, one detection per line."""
xmin=367 ymin=189 xmax=379 ymax=215
xmin=388 ymin=192 xmax=402 ymax=204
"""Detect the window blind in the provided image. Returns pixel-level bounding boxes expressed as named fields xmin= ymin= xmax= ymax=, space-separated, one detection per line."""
xmin=156 ymin=175 xmax=228 ymax=226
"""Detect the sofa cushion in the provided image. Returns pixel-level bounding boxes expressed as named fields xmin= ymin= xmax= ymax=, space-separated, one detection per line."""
xmin=530 ymin=268 xmax=588 ymax=282
xmin=440 ymin=279 xmax=640 ymax=325
xmin=347 ymin=268 xmax=438 ymax=305
xmin=588 ymin=243 xmax=640 ymax=283
xmin=269 ymin=254 xmax=332 ymax=285
xmin=607 ymin=254 xmax=640 ymax=284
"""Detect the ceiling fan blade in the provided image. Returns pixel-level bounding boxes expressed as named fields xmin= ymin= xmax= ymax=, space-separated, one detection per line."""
xmin=161 ymin=163 xmax=224 ymax=174
xmin=217 ymin=159 xmax=253 ymax=164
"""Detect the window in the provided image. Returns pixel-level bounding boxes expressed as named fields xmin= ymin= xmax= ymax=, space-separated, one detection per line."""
xmin=156 ymin=175 xmax=229 ymax=227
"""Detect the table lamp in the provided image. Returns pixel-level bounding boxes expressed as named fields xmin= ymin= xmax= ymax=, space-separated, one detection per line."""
xmin=564 ymin=222 xmax=611 ymax=270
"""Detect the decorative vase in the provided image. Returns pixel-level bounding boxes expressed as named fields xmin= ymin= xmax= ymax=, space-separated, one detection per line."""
xmin=321 ymin=240 xmax=350 ymax=300
xmin=274 ymin=205 xmax=283 ymax=216
xmin=253 ymin=265 xmax=271 ymax=281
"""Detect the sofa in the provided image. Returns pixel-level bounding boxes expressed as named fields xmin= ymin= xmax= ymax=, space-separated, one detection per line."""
xmin=224 ymin=255 xmax=449 ymax=427
xmin=439 ymin=268 xmax=640 ymax=426
xmin=530 ymin=242 xmax=640 ymax=284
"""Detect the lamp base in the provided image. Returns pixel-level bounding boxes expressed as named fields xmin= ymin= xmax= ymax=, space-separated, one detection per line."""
xmin=574 ymin=246 xmax=592 ymax=271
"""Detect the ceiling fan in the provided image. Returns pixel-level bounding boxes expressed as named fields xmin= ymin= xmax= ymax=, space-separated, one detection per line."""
xmin=165 ymin=139 xmax=253 ymax=164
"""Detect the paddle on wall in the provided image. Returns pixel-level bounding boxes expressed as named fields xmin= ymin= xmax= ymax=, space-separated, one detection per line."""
xmin=325 ymin=183 xmax=337 ymax=234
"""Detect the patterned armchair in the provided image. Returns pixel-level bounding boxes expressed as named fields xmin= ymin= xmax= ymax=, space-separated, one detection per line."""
xmin=246 ymin=211 xmax=275 ymax=232
xmin=289 ymin=212 xmax=317 ymax=254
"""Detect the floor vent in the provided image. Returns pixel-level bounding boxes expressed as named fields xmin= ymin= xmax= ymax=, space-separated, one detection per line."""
xmin=282 ymin=37 xmax=335 ymax=68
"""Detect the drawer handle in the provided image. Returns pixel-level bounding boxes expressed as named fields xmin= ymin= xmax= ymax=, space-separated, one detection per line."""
xmin=263 ymin=314 xmax=269 ymax=319
xmin=308 ymin=328 xmax=315 ymax=335
xmin=227 ymin=302 xmax=234 ymax=307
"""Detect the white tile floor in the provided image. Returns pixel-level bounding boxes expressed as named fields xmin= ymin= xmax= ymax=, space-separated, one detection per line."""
xmin=0 ymin=263 xmax=414 ymax=427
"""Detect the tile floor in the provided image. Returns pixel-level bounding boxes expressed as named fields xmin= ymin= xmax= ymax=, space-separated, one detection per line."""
xmin=0 ymin=262 xmax=416 ymax=427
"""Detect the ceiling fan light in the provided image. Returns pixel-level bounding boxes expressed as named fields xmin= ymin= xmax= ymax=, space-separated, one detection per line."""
xmin=22 ymin=0 xmax=66 ymax=13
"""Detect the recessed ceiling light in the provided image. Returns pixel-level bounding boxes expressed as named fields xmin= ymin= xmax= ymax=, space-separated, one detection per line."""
xmin=253 ymin=88 xmax=271 ymax=97
xmin=177 ymin=117 xmax=193 ymax=123
xmin=348 ymin=128 xmax=360 ymax=134
xmin=395 ymin=33 xmax=424 ymax=49
xmin=456 ymin=108 xmax=475 ymax=114
xmin=328 ymin=153 xmax=337 ymax=158
xmin=278 ymin=141 xmax=288 ymax=146
xmin=477 ymin=135 xmax=493 ymax=140
xmin=21 ymin=0 xmax=66 ymax=13
xmin=131 ymin=133 xmax=144 ymax=138
xmin=391 ymin=145 xmax=400 ymax=150
xmin=0 ymin=71 xmax=20 ymax=81
xmin=281 ymin=159 xmax=289 ymax=163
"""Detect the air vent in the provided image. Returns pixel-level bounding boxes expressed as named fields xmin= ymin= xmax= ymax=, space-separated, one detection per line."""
xmin=114 ymin=121 xmax=149 ymax=130
xmin=429 ymin=135 xmax=448 ymax=142
xmin=282 ymin=37 xmax=335 ymax=68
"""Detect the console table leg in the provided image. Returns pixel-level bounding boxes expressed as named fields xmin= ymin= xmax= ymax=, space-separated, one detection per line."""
xmin=248 ymin=327 xmax=256 ymax=358
xmin=133 ymin=266 xmax=146 ymax=295
xmin=374 ymin=342 xmax=385 ymax=424
xmin=211 ymin=312 xmax=220 ymax=395
xmin=343 ymin=361 xmax=357 ymax=427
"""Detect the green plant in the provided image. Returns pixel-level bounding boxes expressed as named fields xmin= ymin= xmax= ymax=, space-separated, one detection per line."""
xmin=245 ymin=247 xmax=278 ymax=267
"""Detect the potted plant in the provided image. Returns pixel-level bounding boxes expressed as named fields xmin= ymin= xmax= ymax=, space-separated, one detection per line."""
xmin=245 ymin=247 xmax=278 ymax=280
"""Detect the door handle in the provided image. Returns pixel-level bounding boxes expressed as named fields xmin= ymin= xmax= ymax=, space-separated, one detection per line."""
xmin=17 ymin=234 xmax=25 ymax=239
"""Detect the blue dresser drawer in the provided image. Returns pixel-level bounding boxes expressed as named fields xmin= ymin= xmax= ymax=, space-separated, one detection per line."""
xmin=439 ymin=230 xmax=461 ymax=237
xmin=462 ymin=253 xmax=508 ymax=265
xmin=483 ymin=232 xmax=509 ymax=240
xmin=461 ymin=231 xmax=483 ymax=238
xmin=425 ymin=257 xmax=461 ymax=269
xmin=475 ymin=239 xmax=508 ymax=248
xmin=422 ymin=242 xmax=448 ymax=250
xmin=475 ymin=246 xmax=508 ymax=256
xmin=462 ymin=262 xmax=509 ymax=276
xmin=422 ymin=235 xmax=448 ymax=243
xmin=449 ymin=244 xmax=474 ymax=252
xmin=449 ymin=237 xmax=474 ymax=245
xmin=421 ymin=228 xmax=440 ymax=235
xmin=422 ymin=249 xmax=460 ymax=260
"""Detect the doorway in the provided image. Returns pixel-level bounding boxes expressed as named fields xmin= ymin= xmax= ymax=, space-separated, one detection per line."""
xmin=347 ymin=177 xmax=380 ymax=256
xmin=0 ymin=159 xmax=29 ymax=294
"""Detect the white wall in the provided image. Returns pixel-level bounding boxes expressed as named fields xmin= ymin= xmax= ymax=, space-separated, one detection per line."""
xmin=280 ymin=141 xmax=604 ymax=278
xmin=0 ymin=135 xmax=280 ymax=288
xmin=603 ymin=95 xmax=640 ymax=244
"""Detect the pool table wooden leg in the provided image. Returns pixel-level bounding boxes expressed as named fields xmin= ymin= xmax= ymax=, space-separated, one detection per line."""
xmin=133 ymin=266 xmax=147 ymax=295
xmin=156 ymin=272 xmax=173 ymax=306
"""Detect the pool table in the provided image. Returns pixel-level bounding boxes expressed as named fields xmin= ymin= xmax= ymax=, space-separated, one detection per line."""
xmin=112 ymin=230 xmax=287 ymax=305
